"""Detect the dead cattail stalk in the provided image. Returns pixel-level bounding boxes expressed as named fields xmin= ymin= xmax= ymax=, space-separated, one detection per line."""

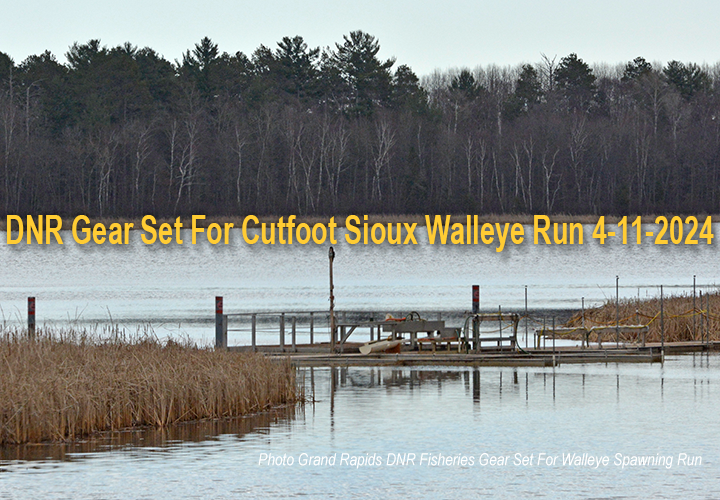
xmin=0 ymin=327 xmax=298 ymax=445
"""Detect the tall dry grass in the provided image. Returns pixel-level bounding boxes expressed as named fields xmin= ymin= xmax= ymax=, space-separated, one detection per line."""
xmin=565 ymin=291 xmax=720 ymax=343
xmin=0 ymin=327 xmax=298 ymax=445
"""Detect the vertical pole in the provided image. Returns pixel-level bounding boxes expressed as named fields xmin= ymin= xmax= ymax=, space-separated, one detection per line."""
xmin=553 ymin=316 xmax=555 ymax=366
xmin=280 ymin=313 xmax=285 ymax=351
xmin=28 ymin=297 xmax=36 ymax=340
xmin=524 ymin=286 xmax=528 ymax=348
xmin=498 ymin=305 xmax=502 ymax=347
xmin=215 ymin=296 xmax=223 ymax=349
xmin=223 ymin=315 xmax=228 ymax=347
xmin=581 ymin=296 xmax=586 ymax=348
xmin=292 ymin=316 xmax=297 ymax=352
xmin=251 ymin=313 xmax=257 ymax=352
xmin=310 ymin=312 xmax=314 ymax=345
xmin=329 ymin=247 xmax=336 ymax=351
xmin=660 ymin=285 xmax=664 ymax=352
xmin=616 ymin=275 xmax=620 ymax=348
xmin=706 ymin=292 xmax=710 ymax=348
xmin=700 ymin=291 xmax=704 ymax=344
xmin=473 ymin=285 xmax=479 ymax=353
xmin=693 ymin=275 xmax=697 ymax=341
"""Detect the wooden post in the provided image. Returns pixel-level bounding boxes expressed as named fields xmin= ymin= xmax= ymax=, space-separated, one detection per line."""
xmin=473 ymin=317 xmax=479 ymax=353
xmin=280 ymin=313 xmax=285 ymax=351
xmin=693 ymin=275 xmax=697 ymax=341
xmin=310 ymin=312 xmax=314 ymax=345
xmin=472 ymin=285 xmax=480 ymax=352
xmin=251 ymin=313 xmax=257 ymax=352
xmin=581 ymin=297 xmax=586 ymax=349
xmin=292 ymin=316 xmax=297 ymax=352
xmin=329 ymin=247 xmax=336 ymax=351
xmin=706 ymin=292 xmax=710 ymax=348
xmin=524 ymin=286 xmax=528 ymax=347
xmin=616 ymin=275 xmax=620 ymax=348
xmin=660 ymin=285 xmax=664 ymax=352
xmin=215 ymin=296 xmax=224 ymax=349
xmin=28 ymin=297 xmax=36 ymax=340
xmin=223 ymin=315 xmax=228 ymax=347
xmin=498 ymin=305 xmax=503 ymax=347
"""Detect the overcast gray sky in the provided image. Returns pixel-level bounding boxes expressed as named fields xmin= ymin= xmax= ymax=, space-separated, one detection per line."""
xmin=4 ymin=0 xmax=720 ymax=76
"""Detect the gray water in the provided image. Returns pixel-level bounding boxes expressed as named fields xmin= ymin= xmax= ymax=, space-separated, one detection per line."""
xmin=1 ymin=355 xmax=718 ymax=499
xmin=1 ymin=224 xmax=719 ymax=344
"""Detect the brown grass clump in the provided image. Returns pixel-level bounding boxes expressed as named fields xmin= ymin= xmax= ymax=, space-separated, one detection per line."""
xmin=0 ymin=328 xmax=298 ymax=445
xmin=565 ymin=291 xmax=720 ymax=343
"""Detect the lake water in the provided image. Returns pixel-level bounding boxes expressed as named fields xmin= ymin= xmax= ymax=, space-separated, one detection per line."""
xmin=1 ymin=355 xmax=718 ymax=499
xmin=1 ymin=224 xmax=719 ymax=345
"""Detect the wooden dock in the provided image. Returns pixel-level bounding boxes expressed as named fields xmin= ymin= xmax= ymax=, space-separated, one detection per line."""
xmin=216 ymin=300 xmax=719 ymax=368
xmin=229 ymin=342 xmax=720 ymax=367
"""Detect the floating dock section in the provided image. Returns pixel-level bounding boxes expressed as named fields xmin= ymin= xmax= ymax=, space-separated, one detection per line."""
xmin=216 ymin=298 xmax=719 ymax=367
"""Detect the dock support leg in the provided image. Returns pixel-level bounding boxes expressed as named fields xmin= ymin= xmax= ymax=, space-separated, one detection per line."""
xmin=215 ymin=296 xmax=224 ymax=349
xmin=280 ymin=313 xmax=285 ymax=352
xmin=251 ymin=314 xmax=257 ymax=352
xmin=473 ymin=316 xmax=479 ymax=353
xmin=310 ymin=312 xmax=314 ymax=345
xmin=28 ymin=297 xmax=36 ymax=340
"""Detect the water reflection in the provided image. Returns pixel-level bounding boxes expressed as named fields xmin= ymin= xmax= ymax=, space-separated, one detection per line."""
xmin=0 ymin=406 xmax=296 ymax=466
xmin=0 ymin=357 xmax=719 ymax=499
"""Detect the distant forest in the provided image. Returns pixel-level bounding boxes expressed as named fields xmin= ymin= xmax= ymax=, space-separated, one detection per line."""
xmin=1 ymin=32 xmax=720 ymax=218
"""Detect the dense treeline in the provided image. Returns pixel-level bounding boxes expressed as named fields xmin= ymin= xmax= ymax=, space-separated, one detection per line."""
xmin=1 ymin=32 xmax=720 ymax=218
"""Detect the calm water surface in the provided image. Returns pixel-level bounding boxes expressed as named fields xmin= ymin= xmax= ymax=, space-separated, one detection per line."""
xmin=1 ymin=224 xmax=719 ymax=344
xmin=0 ymin=355 xmax=717 ymax=499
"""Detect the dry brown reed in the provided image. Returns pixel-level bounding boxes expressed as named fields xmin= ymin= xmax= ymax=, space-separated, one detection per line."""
xmin=0 ymin=327 xmax=298 ymax=445
xmin=565 ymin=291 xmax=720 ymax=343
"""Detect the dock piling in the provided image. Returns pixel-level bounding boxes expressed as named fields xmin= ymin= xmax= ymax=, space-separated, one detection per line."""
xmin=660 ymin=285 xmax=665 ymax=354
xmin=215 ymin=296 xmax=224 ymax=349
xmin=524 ymin=286 xmax=528 ymax=348
xmin=498 ymin=305 xmax=502 ymax=347
xmin=705 ymin=294 xmax=710 ymax=352
xmin=616 ymin=276 xmax=620 ymax=348
xmin=329 ymin=247 xmax=335 ymax=351
xmin=280 ymin=313 xmax=285 ymax=352
xmin=309 ymin=312 xmax=314 ymax=345
xmin=693 ymin=275 xmax=696 ymax=340
xmin=28 ymin=297 xmax=36 ymax=340
xmin=251 ymin=314 xmax=257 ymax=352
